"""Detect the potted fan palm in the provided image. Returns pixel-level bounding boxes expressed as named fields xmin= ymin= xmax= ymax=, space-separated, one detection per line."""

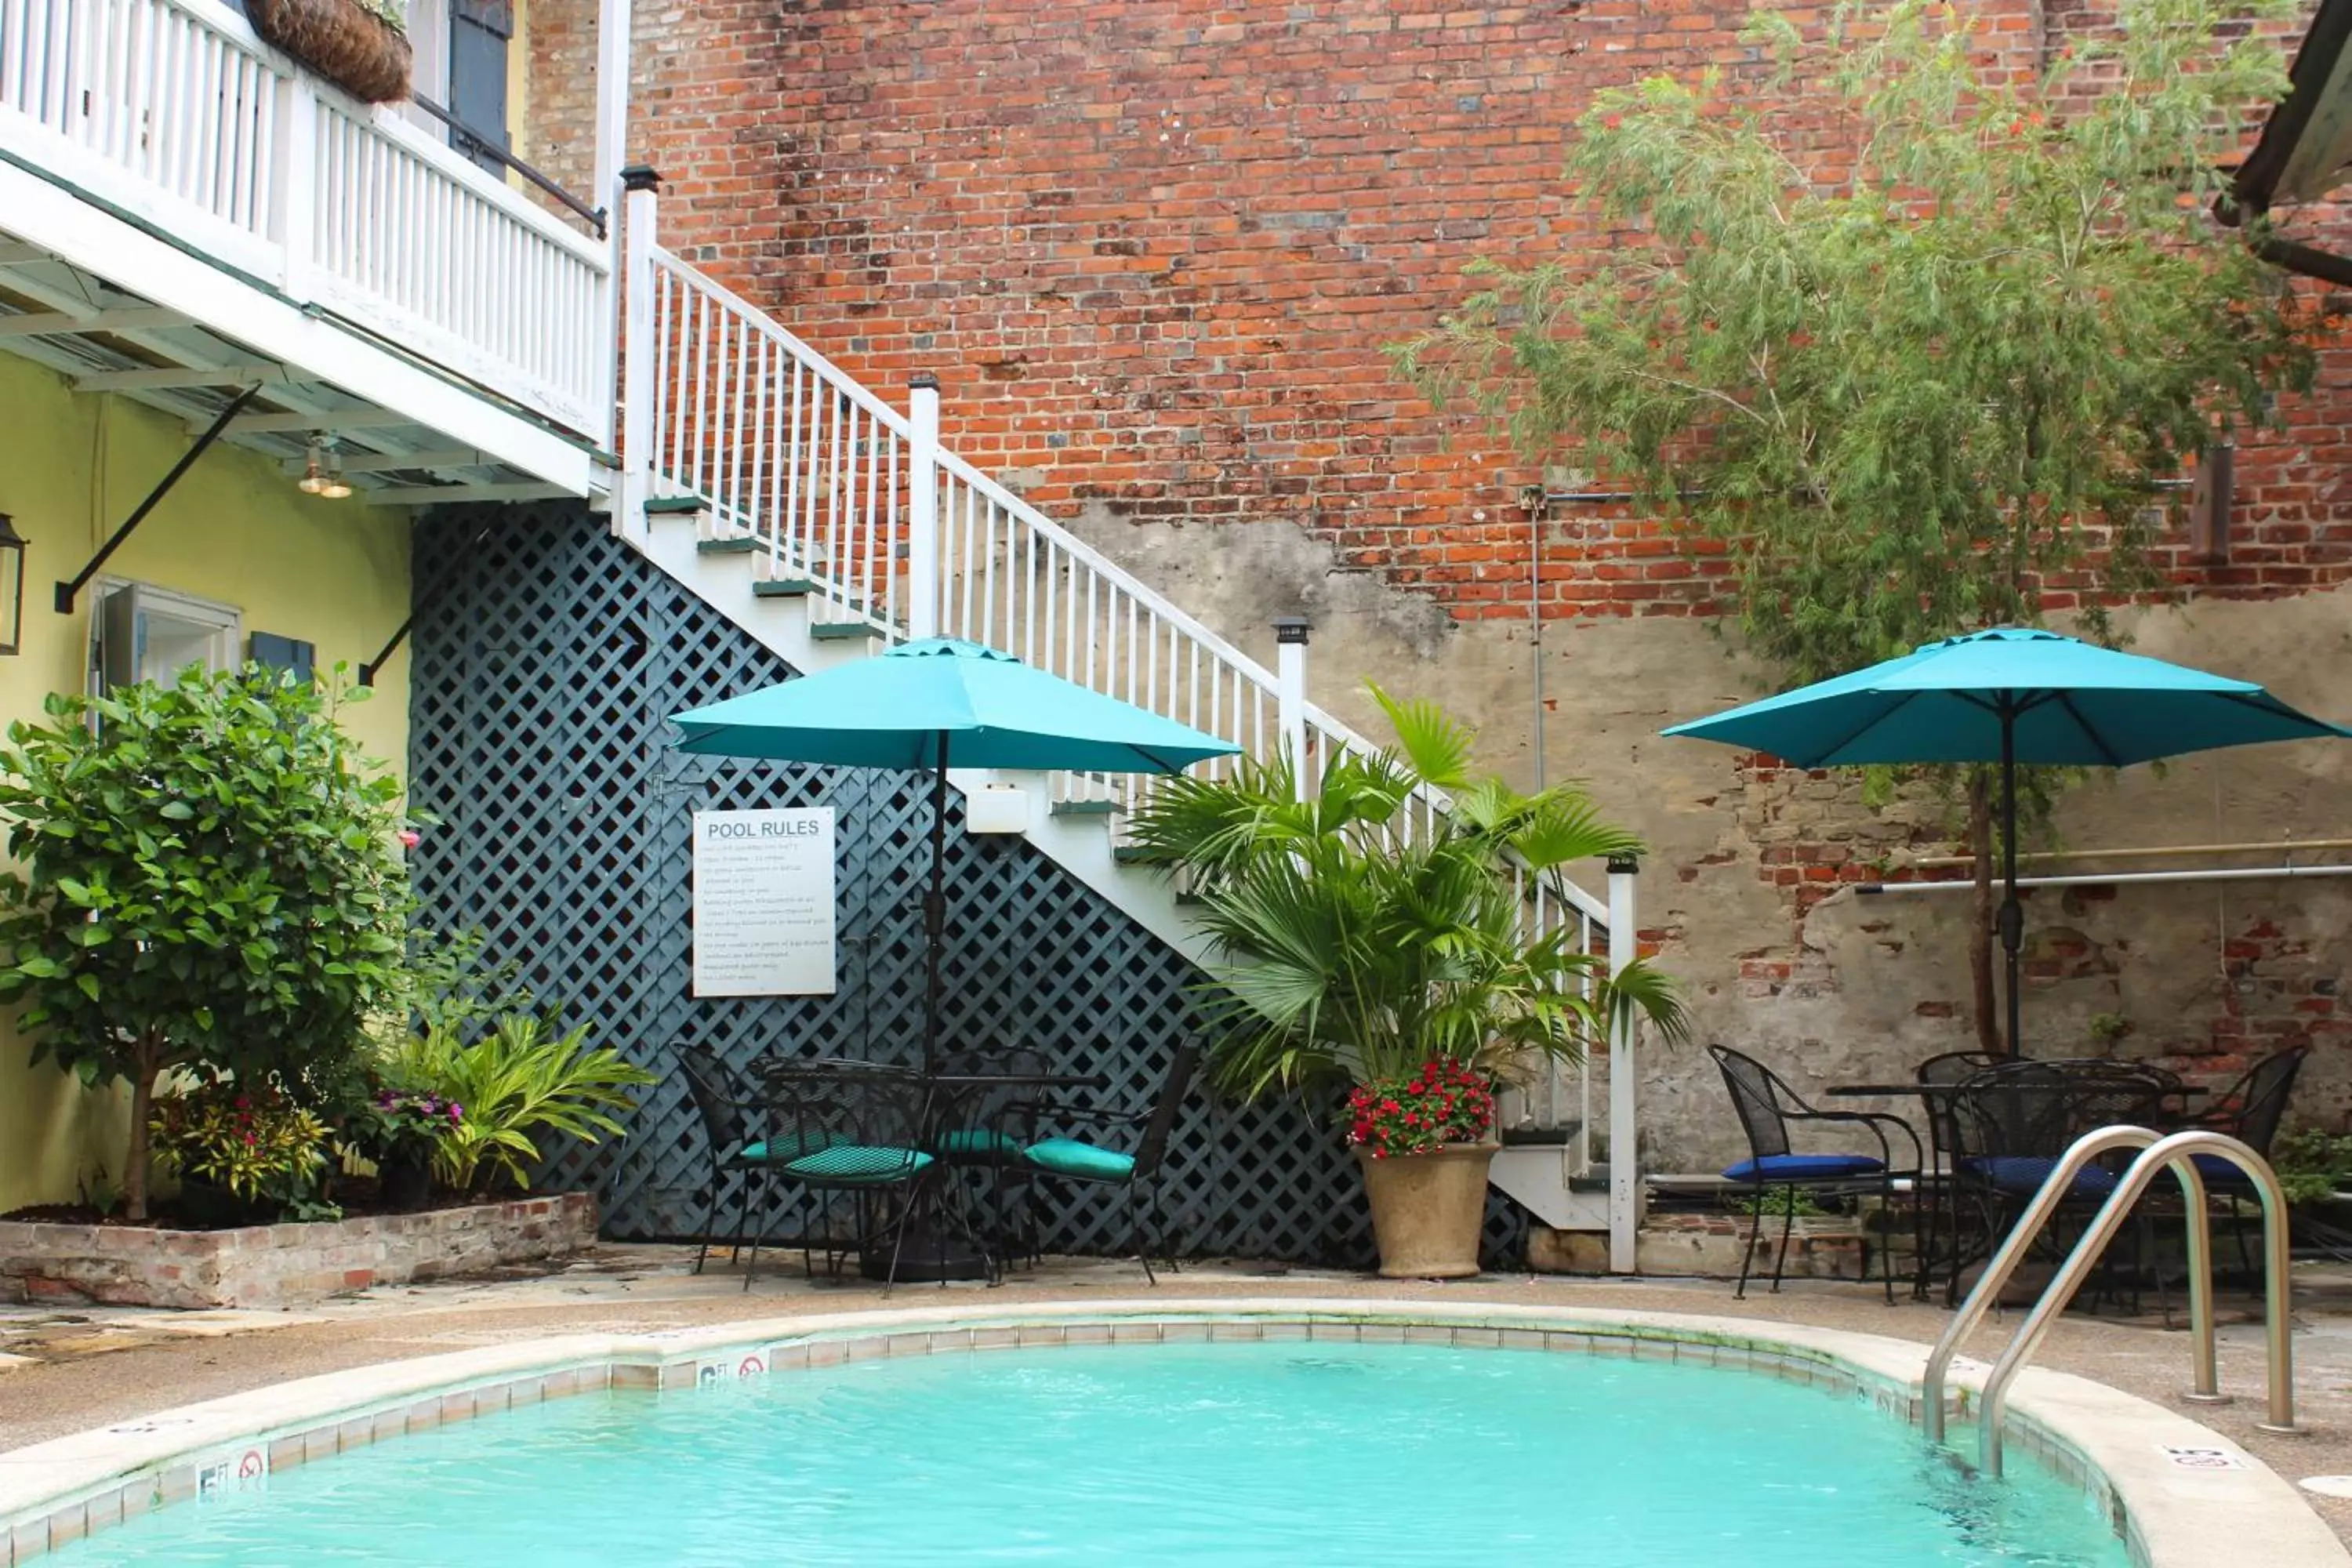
xmin=1127 ymin=687 xmax=1686 ymax=1278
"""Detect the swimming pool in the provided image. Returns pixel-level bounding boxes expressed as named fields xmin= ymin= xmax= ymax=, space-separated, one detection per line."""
xmin=41 ymin=1337 xmax=2127 ymax=1566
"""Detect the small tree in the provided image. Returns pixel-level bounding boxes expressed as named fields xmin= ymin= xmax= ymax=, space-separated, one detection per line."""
xmin=0 ymin=666 xmax=412 ymax=1218
xmin=1397 ymin=0 xmax=2314 ymax=1047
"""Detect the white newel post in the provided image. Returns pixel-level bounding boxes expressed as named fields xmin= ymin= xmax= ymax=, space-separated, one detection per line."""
xmin=907 ymin=375 xmax=942 ymax=641
xmin=619 ymin=167 xmax=661 ymax=537
xmin=1273 ymin=616 xmax=1308 ymax=799
xmin=270 ymin=79 xmax=318 ymax=303
xmin=1606 ymin=855 xmax=1640 ymax=1273
xmin=593 ymin=0 xmax=634 ymax=455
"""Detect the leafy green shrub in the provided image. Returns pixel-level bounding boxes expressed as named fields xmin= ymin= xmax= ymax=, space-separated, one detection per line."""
xmin=149 ymin=1078 xmax=332 ymax=1209
xmin=0 ymin=667 xmax=411 ymax=1218
xmin=383 ymin=1014 xmax=654 ymax=1192
xmin=2267 ymin=1126 xmax=2352 ymax=1206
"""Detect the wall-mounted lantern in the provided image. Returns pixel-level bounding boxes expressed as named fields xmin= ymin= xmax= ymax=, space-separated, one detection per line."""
xmin=0 ymin=514 xmax=26 ymax=655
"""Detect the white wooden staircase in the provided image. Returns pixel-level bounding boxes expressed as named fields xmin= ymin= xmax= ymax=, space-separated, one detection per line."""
xmin=608 ymin=179 xmax=1646 ymax=1265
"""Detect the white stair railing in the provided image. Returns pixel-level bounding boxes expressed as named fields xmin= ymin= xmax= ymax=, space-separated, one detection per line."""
xmin=624 ymin=190 xmax=1617 ymax=1191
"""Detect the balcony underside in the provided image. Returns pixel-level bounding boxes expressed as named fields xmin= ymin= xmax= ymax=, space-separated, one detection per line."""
xmin=0 ymin=200 xmax=599 ymax=504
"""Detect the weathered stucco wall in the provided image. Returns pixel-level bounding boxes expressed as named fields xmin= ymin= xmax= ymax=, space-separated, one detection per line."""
xmin=0 ymin=358 xmax=412 ymax=1213
xmin=1069 ymin=510 xmax=2352 ymax=1171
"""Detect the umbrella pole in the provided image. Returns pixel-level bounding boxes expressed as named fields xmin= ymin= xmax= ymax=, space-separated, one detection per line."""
xmin=923 ymin=732 xmax=949 ymax=1073
xmin=1998 ymin=709 xmax=2024 ymax=1058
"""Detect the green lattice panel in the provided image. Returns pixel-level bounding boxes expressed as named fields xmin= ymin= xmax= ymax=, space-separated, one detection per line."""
xmin=408 ymin=504 xmax=1525 ymax=1267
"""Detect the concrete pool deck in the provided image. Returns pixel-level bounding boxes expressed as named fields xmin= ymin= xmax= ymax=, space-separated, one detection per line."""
xmin=7 ymin=1247 xmax=2352 ymax=1556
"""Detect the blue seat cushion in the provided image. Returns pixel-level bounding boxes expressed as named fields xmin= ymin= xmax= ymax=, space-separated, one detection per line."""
xmin=1959 ymin=1156 xmax=2118 ymax=1198
xmin=933 ymin=1127 xmax=1025 ymax=1160
xmin=1023 ymin=1138 xmax=1136 ymax=1182
xmin=779 ymin=1144 xmax=932 ymax=1183
xmin=2190 ymin=1152 xmax=2256 ymax=1185
xmin=1721 ymin=1152 xmax=1885 ymax=1182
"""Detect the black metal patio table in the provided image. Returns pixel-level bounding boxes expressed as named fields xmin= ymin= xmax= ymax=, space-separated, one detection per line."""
xmin=1825 ymin=1080 xmax=2207 ymax=1301
xmin=751 ymin=1058 xmax=1109 ymax=1283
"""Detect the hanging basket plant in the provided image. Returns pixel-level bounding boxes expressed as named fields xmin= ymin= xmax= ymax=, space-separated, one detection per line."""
xmin=248 ymin=0 xmax=412 ymax=105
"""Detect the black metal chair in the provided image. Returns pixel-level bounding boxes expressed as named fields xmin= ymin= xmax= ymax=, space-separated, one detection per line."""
xmin=757 ymin=1060 xmax=936 ymax=1293
xmin=1017 ymin=1043 xmax=1200 ymax=1285
xmin=1944 ymin=1058 xmax=2177 ymax=1309
xmin=1708 ymin=1045 xmax=1922 ymax=1303
xmin=1911 ymin=1050 xmax=2003 ymax=1300
xmin=673 ymin=1044 xmax=797 ymax=1277
xmin=2187 ymin=1044 xmax=2310 ymax=1276
xmin=928 ymin=1045 xmax=1052 ymax=1272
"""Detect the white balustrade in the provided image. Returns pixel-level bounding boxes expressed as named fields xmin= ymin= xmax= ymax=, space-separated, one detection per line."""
xmin=0 ymin=0 xmax=612 ymax=437
xmin=633 ymin=235 xmax=1610 ymax=1167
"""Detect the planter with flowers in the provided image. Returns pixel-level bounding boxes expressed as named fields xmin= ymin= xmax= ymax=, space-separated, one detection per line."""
xmin=1129 ymin=685 xmax=1686 ymax=1278
xmin=347 ymin=1089 xmax=466 ymax=1211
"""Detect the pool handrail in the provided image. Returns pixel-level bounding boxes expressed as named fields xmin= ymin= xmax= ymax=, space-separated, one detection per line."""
xmin=1921 ymin=1125 xmax=2296 ymax=1478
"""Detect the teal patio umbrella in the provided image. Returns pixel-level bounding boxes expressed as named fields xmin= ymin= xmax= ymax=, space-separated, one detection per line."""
xmin=1663 ymin=627 xmax=2350 ymax=1053
xmin=670 ymin=637 xmax=1241 ymax=1065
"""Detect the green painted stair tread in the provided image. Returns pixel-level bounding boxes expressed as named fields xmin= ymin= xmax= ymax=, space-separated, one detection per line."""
xmin=1048 ymin=799 xmax=1119 ymax=817
xmin=751 ymin=579 xmax=821 ymax=597
xmin=808 ymin=622 xmax=887 ymax=641
xmin=696 ymin=536 xmax=757 ymax=554
xmin=644 ymin=495 xmax=706 ymax=516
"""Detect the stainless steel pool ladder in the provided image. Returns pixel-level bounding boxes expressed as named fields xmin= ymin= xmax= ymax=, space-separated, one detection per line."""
xmin=1920 ymin=1126 xmax=2298 ymax=1478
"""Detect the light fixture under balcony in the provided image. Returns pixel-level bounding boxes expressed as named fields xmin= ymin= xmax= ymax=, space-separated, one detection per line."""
xmin=298 ymin=434 xmax=353 ymax=500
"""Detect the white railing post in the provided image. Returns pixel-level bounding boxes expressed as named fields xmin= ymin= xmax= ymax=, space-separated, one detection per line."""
xmin=908 ymin=374 xmax=942 ymax=641
xmin=618 ymin=165 xmax=661 ymax=537
xmin=1606 ymin=854 xmax=1640 ymax=1273
xmin=270 ymin=76 xmax=318 ymax=302
xmin=592 ymin=0 xmax=633 ymax=454
xmin=1274 ymin=615 xmax=1308 ymax=797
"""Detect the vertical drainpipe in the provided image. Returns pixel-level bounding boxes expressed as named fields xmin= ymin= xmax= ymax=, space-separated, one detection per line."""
xmin=1523 ymin=485 xmax=1548 ymax=791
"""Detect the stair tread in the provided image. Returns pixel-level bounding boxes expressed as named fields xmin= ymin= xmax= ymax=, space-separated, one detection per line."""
xmin=644 ymin=495 xmax=706 ymax=515
xmin=697 ymin=536 xmax=757 ymax=554
xmin=808 ymin=622 xmax=886 ymax=641
xmin=1049 ymin=799 xmax=1120 ymax=816
xmin=752 ymin=579 xmax=820 ymax=597
xmin=1498 ymin=1122 xmax=1585 ymax=1148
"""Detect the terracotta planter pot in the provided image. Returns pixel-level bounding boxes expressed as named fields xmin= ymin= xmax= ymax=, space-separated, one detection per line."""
xmin=1356 ymin=1143 xmax=1498 ymax=1279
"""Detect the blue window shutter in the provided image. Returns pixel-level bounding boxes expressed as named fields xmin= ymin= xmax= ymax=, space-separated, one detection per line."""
xmin=249 ymin=632 xmax=316 ymax=684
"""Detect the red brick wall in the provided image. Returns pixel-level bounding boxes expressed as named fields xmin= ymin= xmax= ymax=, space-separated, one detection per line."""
xmin=528 ymin=0 xmax=2352 ymax=620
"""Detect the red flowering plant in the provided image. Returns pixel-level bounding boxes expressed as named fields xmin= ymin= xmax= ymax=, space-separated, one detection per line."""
xmin=147 ymin=1076 xmax=331 ymax=1203
xmin=1345 ymin=1059 xmax=1497 ymax=1160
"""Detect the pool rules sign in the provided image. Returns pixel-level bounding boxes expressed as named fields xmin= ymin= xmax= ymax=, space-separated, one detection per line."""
xmin=691 ymin=808 xmax=838 ymax=996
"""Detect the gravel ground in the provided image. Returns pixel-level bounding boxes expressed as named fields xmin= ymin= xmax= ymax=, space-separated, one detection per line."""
xmin=5 ymin=1247 xmax=2350 ymax=1544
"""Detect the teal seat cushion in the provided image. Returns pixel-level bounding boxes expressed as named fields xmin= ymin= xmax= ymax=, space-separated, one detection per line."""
xmin=733 ymin=1131 xmax=834 ymax=1167
xmin=934 ymin=1127 xmax=1024 ymax=1159
xmin=1023 ymin=1137 xmax=1135 ymax=1182
xmin=780 ymin=1144 xmax=932 ymax=1183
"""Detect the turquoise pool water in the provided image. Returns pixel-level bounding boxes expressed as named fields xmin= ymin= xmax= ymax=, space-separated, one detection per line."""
xmin=49 ymin=1340 xmax=2129 ymax=1566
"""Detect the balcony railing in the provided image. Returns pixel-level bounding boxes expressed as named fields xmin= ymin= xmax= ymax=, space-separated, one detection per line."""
xmin=0 ymin=0 xmax=612 ymax=438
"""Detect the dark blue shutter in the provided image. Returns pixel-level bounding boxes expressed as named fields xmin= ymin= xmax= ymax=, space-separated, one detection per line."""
xmin=249 ymin=632 xmax=316 ymax=684
xmin=448 ymin=0 xmax=512 ymax=176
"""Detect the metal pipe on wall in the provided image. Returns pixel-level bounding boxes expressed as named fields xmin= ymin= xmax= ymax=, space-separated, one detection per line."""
xmin=1857 ymin=863 xmax=2352 ymax=896
xmin=1907 ymin=837 xmax=2352 ymax=870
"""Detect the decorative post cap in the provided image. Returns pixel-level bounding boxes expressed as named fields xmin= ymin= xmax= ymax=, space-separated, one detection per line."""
xmin=1606 ymin=854 xmax=1641 ymax=875
xmin=910 ymin=372 xmax=940 ymax=392
xmin=1273 ymin=615 xmax=1311 ymax=645
xmin=619 ymin=165 xmax=663 ymax=192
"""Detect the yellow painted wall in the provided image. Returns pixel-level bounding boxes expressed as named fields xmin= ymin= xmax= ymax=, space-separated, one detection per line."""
xmin=0 ymin=354 xmax=412 ymax=1213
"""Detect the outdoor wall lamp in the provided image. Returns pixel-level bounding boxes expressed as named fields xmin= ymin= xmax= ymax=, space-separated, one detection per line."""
xmin=297 ymin=434 xmax=352 ymax=500
xmin=0 ymin=514 xmax=25 ymax=655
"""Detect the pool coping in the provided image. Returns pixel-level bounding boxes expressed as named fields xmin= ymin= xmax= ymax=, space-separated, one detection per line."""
xmin=0 ymin=1296 xmax=2339 ymax=1566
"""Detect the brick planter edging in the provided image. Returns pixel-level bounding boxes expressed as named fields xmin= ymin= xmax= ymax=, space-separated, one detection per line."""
xmin=0 ymin=1193 xmax=597 ymax=1309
